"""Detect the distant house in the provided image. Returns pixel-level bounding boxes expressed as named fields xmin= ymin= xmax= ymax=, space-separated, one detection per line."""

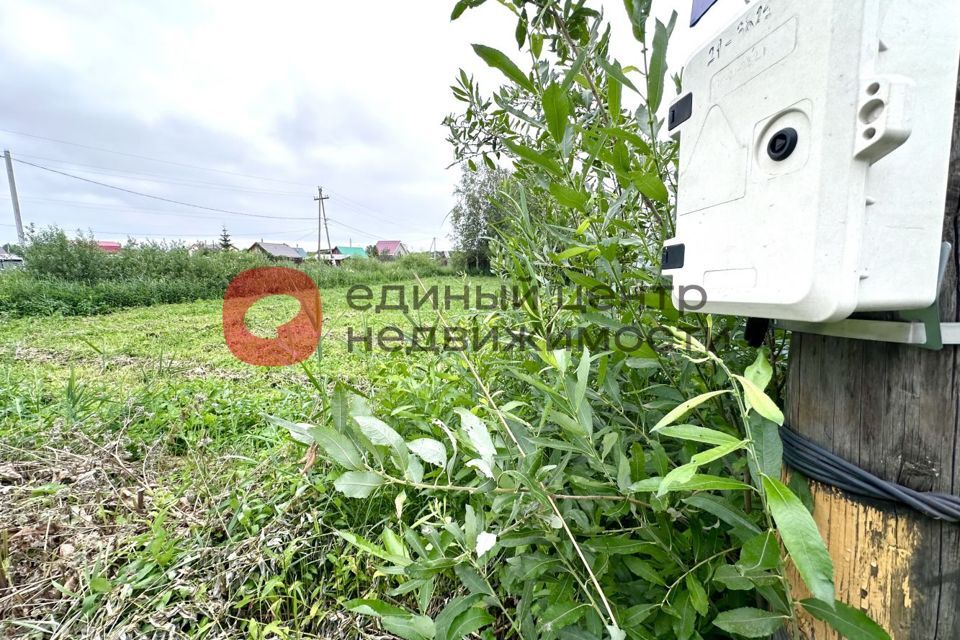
xmin=334 ymin=246 xmax=367 ymax=259
xmin=97 ymin=241 xmax=122 ymax=254
xmin=314 ymin=246 xmax=365 ymax=266
xmin=247 ymin=241 xmax=304 ymax=263
xmin=0 ymin=249 xmax=23 ymax=270
xmin=374 ymin=240 xmax=409 ymax=260
xmin=294 ymin=247 xmax=308 ymax=260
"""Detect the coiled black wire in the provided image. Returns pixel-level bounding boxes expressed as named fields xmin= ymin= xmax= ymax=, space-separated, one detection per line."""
xmin=780 ymin=426 xmax=960 ymax=522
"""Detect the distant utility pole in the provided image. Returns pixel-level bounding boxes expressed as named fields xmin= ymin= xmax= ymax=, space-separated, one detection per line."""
xmin=314 ymin=186 xmax=332 ymax=262
xmin=3 ymin=150 xmax=25 ymax=245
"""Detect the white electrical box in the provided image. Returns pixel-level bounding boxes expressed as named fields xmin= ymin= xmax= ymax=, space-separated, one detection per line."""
xmin=663 ymin=0 xmax=960 ymax=322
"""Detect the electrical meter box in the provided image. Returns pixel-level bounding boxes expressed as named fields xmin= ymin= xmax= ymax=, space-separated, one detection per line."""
xmin=663 ymin=0 xmax=960 ymax=322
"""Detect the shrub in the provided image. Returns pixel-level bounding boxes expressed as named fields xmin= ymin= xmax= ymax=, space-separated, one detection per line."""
xmin=0 ymin=229 xmax=454 ymax=318
xmin=279 ymin=2 xmax=887 ymax=639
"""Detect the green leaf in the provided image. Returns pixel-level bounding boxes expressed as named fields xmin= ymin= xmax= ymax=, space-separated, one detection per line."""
xmin=632 ymin=474 xmax=753 ymax=494
xmin=596 ymin=57 xmax=639 ymax=93
xmin=680 ymin=474 xmax=754 ymax=492
xmin=631 ymin=172 xmax=669 ymax=203
xmin=601 ymin=126 xmax=652 ymax=155
xmin=454 ymin=565 xmax=494 ymax=596
xmin=382 ymin=614 xmax=436 ymax=640
xmin=554 ymin=246 xmax=591 ymax=261
xmin=450 ymin=0 xmax=484 ymax=20
xmin=683 ymin=494 xmax=761 ymax=540
xmin=762 ymin=475 xmax=835 ymax=605
xmin=382 ymin=528 xmax=408 ymax=563
xmin=607 ymin=70 xmax=622 ymax=122
xmin=739 ymin=531 xmax=780 ymax=571
xmin=690 ymin=439 xmax=748 ymax=466
xmin=435 ymin=594 xmax=484 ymax=640
xmin=550 ymin=183 xmax=589 ymax=211
xmin=647 ymin=19 xmax=669 ymax=112
xmin=337 ymin=531 xmax=411 ymax=567
xmin=455 ymin=408 xmax=496 ymax=464
xmin=658 ymin=462 xmax=697 ymax=496
xmin=734 ymin=375 xmax=785 ymax=426
xmin=574 ymin=347 xmax=591 ymax=410
xmin=542 ymin=83 xmax=570 ymax=144
xmin=310 ymin=425 xmax=364 ymax=470
xmin=471 ymin=44 xmax=535 ymax=93
xmin=621 ymin=604 xmax=658 ymax=627
xmin=88 ymin=575 xmax=112 ymax=594
xmin=345 ymin=598 xmax=410 ymax=618
xmin=504 ymin=140 xmax=564 ymax=178
xmin=354 ymin=415 xmax=403 ymax=447
xmin=540 ymin=600 xmax=588 ymax=635
xmin=333 ymin=471 xmax=384 ymax=499
xmin=801 ymin=599 xmax=891 ymax=640
xmin=623 ymin=557 xmax=666 ymax=586
xmin=745 ymin=349 xmax=773 ymax=390
xmin=712 ymin=608 xmax=787 ymax=638
xmin=447 ymin=606 xmax=494 ymax=639
xmin=686 ymin=574 xmax=709 ymax=616
xmin=407 ymin=438 xmax=447 ymax=468
xmin=752 ymin=417 xmax=783 ymax=479
xmin=712 ymin=564 xmax=755 ymax=591
xmin=561 ymin=42 xmax=589 ymax=91
xmin=354 ymin=415 xmax=407 ymax=470
xmin=586 ymin=536 xmax=652 ymax=555
xmin=268 ymin=416 xmax=315 ymax=445
xmin=515 ymin=14 xmax=527 ymax=49
xmin=531 ymin=33 xmax=543 ymax=58
xmin=623 ymin=0 xmax=652 ymax=41
xmin=655 ymin=424 xmax=741 ymax=447
xmin=653 ymin=390 xmax=729 ymax=430
xmin=331 ymin=385 xmax=351 ymax=431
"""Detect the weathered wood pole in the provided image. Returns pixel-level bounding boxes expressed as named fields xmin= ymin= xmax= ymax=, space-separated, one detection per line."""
xmin=784 ymin=76 xmax=960 ymax=637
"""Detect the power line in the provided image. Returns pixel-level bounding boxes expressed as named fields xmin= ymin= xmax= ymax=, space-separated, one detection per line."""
xmin=0 ymin=220 xmax=315 ymax=240
xmin=325 ymin=217 xmax=382 ymax=241
xmin=12 ymin=152 xmax=307 ymax=197
xmin=12 ymin=158 xmax=315 ymax=221
xmin=0 ymin=128 xmax=314 ymax=187
xmin=0 ymin=130 xmax=449 ymax=239
xmin=19 ymin=153 xmax=428 ymax=232
xmin=0 ymin=132 xmax=436 ymax=232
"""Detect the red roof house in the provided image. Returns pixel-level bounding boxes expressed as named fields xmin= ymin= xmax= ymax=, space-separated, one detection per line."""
xmin=374 ymin=240 xmax=409 ymax=259
xmin=96 ymin=241 xmax=122 ymax=253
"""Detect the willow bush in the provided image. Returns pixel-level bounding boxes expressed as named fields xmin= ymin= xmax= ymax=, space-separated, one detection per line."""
xmin=284 ymin=2 xmax=889 ymax=638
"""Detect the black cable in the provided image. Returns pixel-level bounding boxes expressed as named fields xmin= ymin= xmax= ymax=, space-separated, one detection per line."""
xmin=12 ymin=158 xmax=315 ymax=221
xmin=780 ymin=426 xmax=960 ymax=522
xmin=0 ymin=128 xmax=314 ymax=187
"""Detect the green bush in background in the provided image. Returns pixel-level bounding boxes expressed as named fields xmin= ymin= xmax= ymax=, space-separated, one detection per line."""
xmin=0 ymin=227 xmax=453 ymax=317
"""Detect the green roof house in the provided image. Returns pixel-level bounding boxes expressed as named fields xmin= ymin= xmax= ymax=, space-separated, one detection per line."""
xmin=334 ymin=246 xmax=367 ymax=259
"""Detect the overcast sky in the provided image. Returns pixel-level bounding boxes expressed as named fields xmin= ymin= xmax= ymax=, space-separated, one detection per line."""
xmin=0 ymin=0 xmax=744 ymax=252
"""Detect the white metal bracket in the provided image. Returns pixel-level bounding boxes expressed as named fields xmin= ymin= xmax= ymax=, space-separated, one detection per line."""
xmin=776 ymin=243 xmax=959 ymax=350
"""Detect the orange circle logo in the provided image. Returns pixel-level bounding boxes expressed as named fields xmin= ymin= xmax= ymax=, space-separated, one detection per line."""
xmin=222 ymin=267 xmax=322 ymax=366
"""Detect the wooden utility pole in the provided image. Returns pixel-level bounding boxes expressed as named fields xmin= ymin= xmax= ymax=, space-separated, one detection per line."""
xmin=785 ymin=77 xmax=960 ymax=637
xmin=3 ymin=150 xmax=25 ymax=245
xmin=314 ymin=187 xmax=332 ymax=262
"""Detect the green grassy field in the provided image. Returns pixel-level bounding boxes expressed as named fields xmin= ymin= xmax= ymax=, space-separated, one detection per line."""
xmin=0 ymin=276 xmax=494 ymax=639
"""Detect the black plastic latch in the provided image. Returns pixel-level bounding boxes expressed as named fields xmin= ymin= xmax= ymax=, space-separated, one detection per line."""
xmin=668 ymin=93 xmax=694 ymax=131
xmin=662 ymin=244 xmax=685 ymax=270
